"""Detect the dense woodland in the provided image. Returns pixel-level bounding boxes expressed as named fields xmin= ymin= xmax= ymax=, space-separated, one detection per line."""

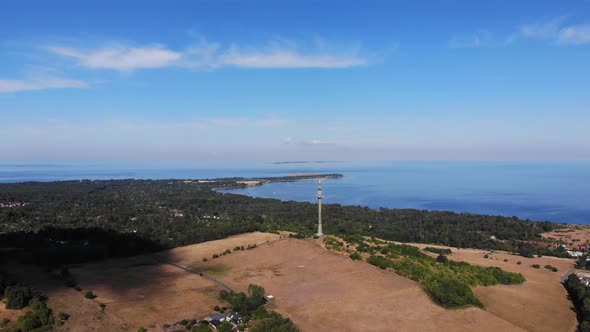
xmin=565 ymin=274 xmax=590 ymax=332
xmin=0 ymin=178 xmax=563 ymax=265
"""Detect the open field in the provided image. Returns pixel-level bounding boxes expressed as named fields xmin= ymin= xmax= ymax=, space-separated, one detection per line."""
xmin=67 ymin=232 xmax=281 ymax=330
xmin=406 ymin=242 xmax=577 ymax=332
xmin=0 ymin=232 xmax=578 ymax=331
xmin=542 ymin=224 xmax=590 ymax=245
xmin=210 ymin=237 xmax=576 ymax=332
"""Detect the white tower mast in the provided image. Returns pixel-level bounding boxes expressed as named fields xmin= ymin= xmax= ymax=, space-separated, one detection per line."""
xmin=316 ymin=179 xmax=324 ymax=237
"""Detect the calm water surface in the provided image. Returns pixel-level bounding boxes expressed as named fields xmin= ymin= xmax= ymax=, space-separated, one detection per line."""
xmin=1 ymin=162 xmax=588 ymax=224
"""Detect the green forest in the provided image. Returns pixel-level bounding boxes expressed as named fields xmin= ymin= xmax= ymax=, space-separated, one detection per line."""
xmin=0 ymin=178 xmax=563 ymax=266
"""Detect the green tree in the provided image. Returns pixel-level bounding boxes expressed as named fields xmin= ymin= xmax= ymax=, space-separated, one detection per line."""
xmin=5 ymin=284 xmax=34 ymax=309
xmin=218 ymin=321 xmax=233 ymax=332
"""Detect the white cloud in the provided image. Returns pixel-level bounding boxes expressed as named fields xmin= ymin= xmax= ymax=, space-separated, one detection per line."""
xmin=283 ymin=137 xmax=335 ymax=146
xmin=0 ymin=76 xmax=88 ymax=93
xmin=558 ymin=25 xmax=590 ymax=45
xmin=48 ymin=37 xmax=367 ymax=71
xmin=219 ymin=48 xmax=366 ymax=68
xmin=49 ymin=45 xmax=182 ymax=71
xmin=449 ymin=30 xmax=494 ymax=48
xmin=507 ymin=18 xmax=590 ymax=45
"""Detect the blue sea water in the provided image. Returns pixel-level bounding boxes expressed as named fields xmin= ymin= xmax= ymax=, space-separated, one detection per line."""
xmin=1 ymin=161 xmax=589 ymax=224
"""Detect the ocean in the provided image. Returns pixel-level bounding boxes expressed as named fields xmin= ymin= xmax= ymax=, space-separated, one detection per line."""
xmin=1 ymin=161 xmax=589 ymax=224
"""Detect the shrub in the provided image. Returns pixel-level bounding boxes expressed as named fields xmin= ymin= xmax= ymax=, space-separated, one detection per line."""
xmin=99 ymin=303 xmax=106 ymax=310
xmin=517 ymin=261 xmax=522 ymax=265
xmin=58 ymin=312 xmax=70 ymax=321
xmin=532 ymin=264 xmax=540 ymax=269
xmin=544 ymin=265 xmax=558 ymax=272
xmin=219 ymin=321 xmax=233 ymax=332
xmin=5 ymin=284 xmax=35 ymax=309
xmin=212 ymin=254 xmax=219 ymax=259
xmin=137 ymin=328 xmax=147 ymax=332
xmin=503 ymin=259 xmax=508 ymax=262
xmin=367 ymin=255 xmax=390 ymax=269
xmin=424 ymin=247 xmax=452 ymax=255
xmin=436 ymin=254 xmax=449 ymax=264
xmin=349 ymin=252 xmax=362 ymax=261
xmin=213 ymin=305 xmax=221 ymax=312
xmin=251 ymin=311 xmax=299 ymax=332
xmin=84 ymin=291 xmax=97 ymax=299
xmin=484 ymin=254 xmax=489 ymax=259
xmin=425 ymin=276 xmax=483 ymax=308
xmin=202 ymin=257 xmax=208 ymax=262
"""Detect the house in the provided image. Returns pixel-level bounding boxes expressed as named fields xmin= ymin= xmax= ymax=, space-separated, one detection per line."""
xmin=205 ymin=314 xmax=228 ymax=327
xmin=576 ymin=272 xmax=590 ymax=286
xmin=203 ymin=313 xmax=239 ymax=330
xmin=226 ymin=312 xmax=243 ymax=324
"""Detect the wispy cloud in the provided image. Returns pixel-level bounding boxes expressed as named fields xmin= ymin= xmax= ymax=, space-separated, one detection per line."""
xmin=283 ymin=137 xmax=336 ymax=146
xmin=453 ymin=18 xmax=590 ymax=48
xmin=110 ymin=117 xmax=287 ymax=131
xmin=507 ymin=18 xmax=590 ymax=45
xmin=449 ymin=30 xmax=494 ymax=48
xmin=47 ymin=37 xmax=368 ymax=72
xmin=48 ymin=44 xmax=182 ymax=71
xmin=558 ymin=25 xmax=590 ymax=45
xmin=0 ymin=76 xmax=88 ymax=93
xmin=219 ymin=47 xmax=366 ymax=68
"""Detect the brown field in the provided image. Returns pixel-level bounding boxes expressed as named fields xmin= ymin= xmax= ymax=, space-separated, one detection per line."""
xmin=408 ymin=242 xmax=577 ymax=332
xmin=210 ymin=238 xmax=577 ymax=332
xmin=66 ymin=231 xmax=281 ymax=331
xmin=0 ymin=232 xmax=579 ymax=331
xmin=542 ymin=224 xmax=590 ymax=245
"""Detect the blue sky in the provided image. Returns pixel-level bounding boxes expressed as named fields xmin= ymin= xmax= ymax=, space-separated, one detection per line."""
xmin=1 ymin=0 xmax=589 ymax=164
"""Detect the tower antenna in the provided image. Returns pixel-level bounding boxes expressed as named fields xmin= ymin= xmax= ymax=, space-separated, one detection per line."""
xmin=316 ymin=179 xmax=324 ymax=237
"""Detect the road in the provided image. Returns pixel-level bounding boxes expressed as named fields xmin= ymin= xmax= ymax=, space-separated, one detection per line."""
xmin=161 ymin=259 xmax=237 ymax=293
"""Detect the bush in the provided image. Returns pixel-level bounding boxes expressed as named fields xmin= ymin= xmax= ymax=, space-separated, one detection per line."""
xmin=5 ymin=284 xmax=35 ymax=309
xmin=425 ymin=276 xmax=482 ymax=308
xmin=58 ymin=312 xmax=70 ymax=321
xmin=424 ymin=247 xmax=452 ymax=255
xmin=367 ymin=255 xmax=390 ymax=269
xmin=84 ymin=291 xmax=97 ymax=299
xmin=212 ymin=254 xmax=219 ymax=259
xmin=503 ymin=259 xmax=508 ymax=262
xmin=7 ymin=296 xmax=54 ymax=332
xmin=213 ymin=305 xmax=221 ymax=312
xmin=544 ymin=265 xmax=558 ymax=272
xmin=436 ymin=254 xmax=449 ymax=264
xmin=202 ymin=257 xmax=208 ymax=262
xmin=532 ymin=264 xmax=540 ymax=269
xmin=137 ymin=328 xmax=147 ymax=332
xmin=349 ymin=252 xmax=362 ymax=261
xmin=219 ymin=321 xmax=233 ymax=332
xmin=517 ymin=261 xmax=522 ymax=265
xmin=251 ymin=311 xmax=299 ymax=332
xmin=484 ymin=254 xmax=489 ymax=259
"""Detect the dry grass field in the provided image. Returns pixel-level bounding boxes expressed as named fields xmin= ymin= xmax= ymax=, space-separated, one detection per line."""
xmin=0 ymin=231 xmax=579 ymax=331
xmin=542 ymin=225 xmax=590 ymax=245
xmin=408 ymin=242 xmax=577 ymax=332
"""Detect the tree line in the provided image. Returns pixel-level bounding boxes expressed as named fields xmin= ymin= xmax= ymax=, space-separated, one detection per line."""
xmin=0 ymin=178 xmax=564 ymax=266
